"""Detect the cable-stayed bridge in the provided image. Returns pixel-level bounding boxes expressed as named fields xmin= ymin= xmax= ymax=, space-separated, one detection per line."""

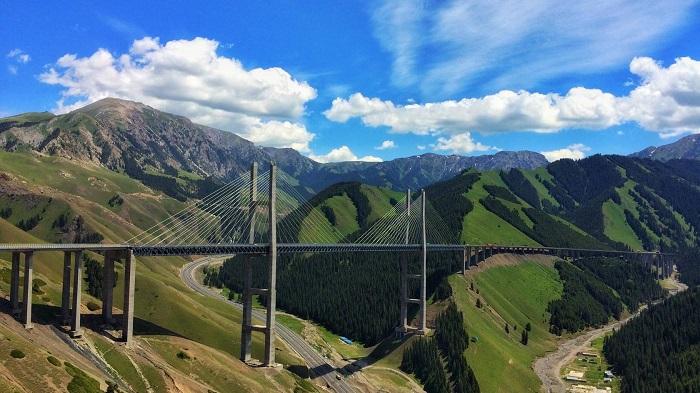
xmin=0 ymin=162 xmax=675 ymax=370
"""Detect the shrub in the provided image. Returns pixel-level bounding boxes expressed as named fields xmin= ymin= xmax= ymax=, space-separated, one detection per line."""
xmin=10 ymin=349 xmax=25 ymax=359
xmin=47 ymin=355 xmax=61 ymax=366
xmin=176 ymin=351 xmax=191 ymax=360
xmin=86 ymin=301 xmax=101 ymax=311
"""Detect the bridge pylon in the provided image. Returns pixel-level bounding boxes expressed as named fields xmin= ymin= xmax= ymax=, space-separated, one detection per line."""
xmin=240 ymin=162 xmax=278 ymax=367
xmin=397 ymin=189 xmax=411 ymax=335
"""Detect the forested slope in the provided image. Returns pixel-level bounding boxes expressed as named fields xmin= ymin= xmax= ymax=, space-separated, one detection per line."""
xmin=604 ymin=287 xmax=700 ymax=393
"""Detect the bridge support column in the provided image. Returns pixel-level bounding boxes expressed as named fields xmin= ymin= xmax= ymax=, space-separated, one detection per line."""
xmin=241 ymin=257 xmax=253 ymax=361
xmin=263 ymin=163 xmax=278 ymax=366
xmin=240 ymin=163 xmax=259 ymax=362
xmin=465 ymin=246 xmax=472 ymax=272
xmin=397 ymin=254 xmax=408 ymax=335
xmin=102 ymin=251 xmax=115 ymax=325
xmin=10 ymin=251 xmax=20 ymax=316
xmin=122 ymin=249 xmax=135 ymax=346
xmin=61 ymin=251 xmax=72 ymax=324
xmin=22 ymin=252 xmax=33 ymax=329
xmin=396 ymin=188 xmax=411 ymax=336
xmin=70 ymin=250 xmax=83 ymax=337
xmin=418 ymin=189 xmax=427 ymax=335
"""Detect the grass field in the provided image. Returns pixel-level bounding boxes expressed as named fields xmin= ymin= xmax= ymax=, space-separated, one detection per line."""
xmin=602 ymin=199 xmax=643 ymax=250
xmin=462 ymin=173 xmax=540 ymax=246
xmin=451 ymin=259 xmax=563 ymax=393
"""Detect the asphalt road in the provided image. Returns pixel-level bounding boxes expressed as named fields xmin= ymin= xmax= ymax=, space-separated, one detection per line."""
xmin=180 ymin=257 xmax=356 ymax=393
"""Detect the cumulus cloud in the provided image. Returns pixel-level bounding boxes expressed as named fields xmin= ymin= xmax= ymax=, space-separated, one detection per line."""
xmin=433 ymin=133 xmax=493 ymax=154
xmin=326 ymin=56 xmax=700 ymax=139
xmin=325 ymin=88 xmax=620 ymax=135
xmin=372 ymin=0 xmax=695 ymax=95
xmin=309 ymin=146 xmax=383 ymax=163
xmin=39 ymin=36 xmax=318 ymax=151
xmin=375 ymin=140 xmax=396 ymax=150
xmin=541 ymin=144 xmax=591 ymax=162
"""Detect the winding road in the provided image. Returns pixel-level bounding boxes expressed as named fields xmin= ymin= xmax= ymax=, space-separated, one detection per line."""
xmin=180 ymin=257 xmax=356 ymax=393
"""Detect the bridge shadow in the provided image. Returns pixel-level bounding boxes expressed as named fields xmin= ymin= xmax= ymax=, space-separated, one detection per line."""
xmin=0 ymin=296 xmax=183 ymax=342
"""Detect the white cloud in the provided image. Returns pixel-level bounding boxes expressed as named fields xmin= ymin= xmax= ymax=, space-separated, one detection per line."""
xmin=309 ymin=146 xmax=383 ymax=163
xmin=7 ymin=49 xmax=30 ymax=63
xmin=325 ymin=88 xmax=620 ymax=135
xmin=433 ymin=133 xmax=493 ymax=154
xmin=372 ymin=0 xmax=425 ymax=87
xmin=7 ymin=65 xmax=17 ymax=75
xmin=416 ymin=145 xmax=426 ymax=150
xmin=375 ymin=140 xmax=396 ymax=150
xmin=39 ymin=36 xmax=318 ymax=151
xmin=372 ymin=0 xmax=695 ymax=95
xmin=621 ymin=56 xmax=700 ymax=137
xmin=7 ymin=49 xmax=29 ymax=63
xmin=326 ymin=56 xmax=700 ymax=139
xmin=541 ymin=144 xmax=591 ymax=162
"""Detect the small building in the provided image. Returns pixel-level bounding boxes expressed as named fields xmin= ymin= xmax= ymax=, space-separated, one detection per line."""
xmin=565 ymin=371 xmax=586 ymax=382
xmin=569 ymin=385 xmax=612 ymax=393
xmin=339 ymin=336 xmax=353 ymax=345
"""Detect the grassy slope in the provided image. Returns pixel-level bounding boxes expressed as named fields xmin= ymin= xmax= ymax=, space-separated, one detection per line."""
xmin=0 ymin=151 xmax=304 ymax=392
xmin=451 ymin=260 xmax=563 ymax=393
xmin=462 ymin=172 xmax=540 ymax=246
xmin=602 ymin=199 xmax=643 ymax=250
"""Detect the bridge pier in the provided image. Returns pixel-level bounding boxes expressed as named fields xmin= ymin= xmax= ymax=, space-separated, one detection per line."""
xmin=418 ymin=189 xmax=427 ymax=335
xmin=102 ymin=251 xmax=115 ymax=325
xmin=61 ymin=251 xmax=72 ymax=324
xmin=264 ymin=164 xmax=278 ymax=366
xmin=239 ymin=162 xmax=278 ymax=366
xmin=122 ymin=249 xmax=135 ymax=346
xmin=70 ymin=250 xmax=83 ymax=337
xmin=397 ymin=189 xmax=411 ymax=335
xmin=22 ymin=252 xmax=33 ymax=329
xmin=10 ymin=251 xmax=20 ymax=315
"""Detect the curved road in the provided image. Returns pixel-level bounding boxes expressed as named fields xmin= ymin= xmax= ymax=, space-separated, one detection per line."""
xmin=180 ymin=257 xmax=355 ymax=393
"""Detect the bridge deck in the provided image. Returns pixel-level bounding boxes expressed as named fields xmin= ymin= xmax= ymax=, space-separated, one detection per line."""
xmin=0 ymin=242 xmax=668 ymax=256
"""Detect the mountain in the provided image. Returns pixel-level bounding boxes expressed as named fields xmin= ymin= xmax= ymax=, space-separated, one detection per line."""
xmin=631 ymin=133 xmax=700 ymax=161
xmin=0 ymin=98 xmax=548 ymax=196
xmin=296 ymin=154 xmax=700 ymax=253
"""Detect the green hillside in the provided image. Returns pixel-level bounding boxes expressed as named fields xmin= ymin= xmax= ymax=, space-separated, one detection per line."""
xmin=0 ymin=151 xmax=307 ymax=392
xmin=451 ymin=258 xmax=563 ymax=393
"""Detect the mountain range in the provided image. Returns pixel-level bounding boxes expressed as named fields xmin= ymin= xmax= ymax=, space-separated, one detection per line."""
xmin=631 ymin=133 xmax=700 ymax=161
xmin=0 ymin=98 xmax=548 ymax=196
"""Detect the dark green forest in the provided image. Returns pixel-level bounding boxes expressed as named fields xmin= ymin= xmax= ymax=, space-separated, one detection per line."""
xmin=214 ymin=250 xmax=461 ymax=344
xmin=400 ymin=337 xmax=450 ymax=393
xmin=548 ymin=260 xmax=623 ymax=335
xmin=573 ymin=257 xmax=664 ymax=312
xmin=604 ymin=287 xmax=700 ymax=393
xmin=401 ymin=301 xmax=479 ymax=393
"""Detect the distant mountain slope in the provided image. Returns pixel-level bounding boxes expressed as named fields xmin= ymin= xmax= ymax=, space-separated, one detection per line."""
xmin=0 ymin=98 xmax=548 ymax=195
xmin=299 ymin=155 xmax=700 ymax=252
xmin=631 ymin=134 xmax=700 ymax=161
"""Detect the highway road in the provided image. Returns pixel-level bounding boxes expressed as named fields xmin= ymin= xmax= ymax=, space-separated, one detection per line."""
xmin=180 ymin=257 xmax=356 ymax=393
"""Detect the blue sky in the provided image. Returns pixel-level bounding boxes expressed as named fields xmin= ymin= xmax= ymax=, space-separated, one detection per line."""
xmin=2 ymin=0 xmax=700 ymax=163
